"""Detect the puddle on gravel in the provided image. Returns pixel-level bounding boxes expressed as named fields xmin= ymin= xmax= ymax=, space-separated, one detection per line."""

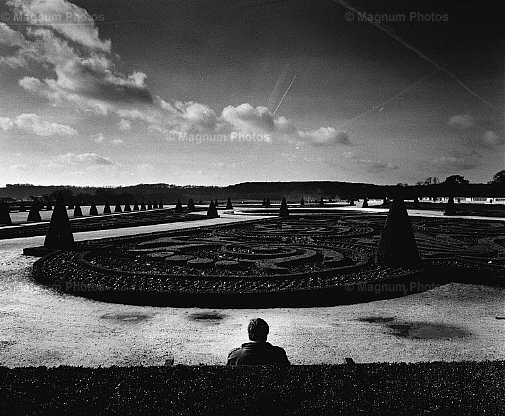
xmin=188 ymin=311 xmax=226 ymax=324
xmin=100 ymin=312 xmax=154 ymax=323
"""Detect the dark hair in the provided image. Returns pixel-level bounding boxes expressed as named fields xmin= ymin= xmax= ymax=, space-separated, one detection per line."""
xmin=248 ymin=318 xmax=269 ymax=341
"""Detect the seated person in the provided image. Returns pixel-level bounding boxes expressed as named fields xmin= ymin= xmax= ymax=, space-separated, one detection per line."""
xmin=227 ymin=318 xmax=290 ymax=366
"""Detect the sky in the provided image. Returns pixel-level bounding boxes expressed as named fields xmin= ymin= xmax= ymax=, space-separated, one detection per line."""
xmin=0 ymin=0 xmax=503 ymax=186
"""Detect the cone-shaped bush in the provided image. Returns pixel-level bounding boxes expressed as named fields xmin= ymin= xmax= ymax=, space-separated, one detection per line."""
xmin=266 ymin=198 xmax=271 ymax=208
xmin=319 ymin=197 xmax=324 ymax=207
xmin=0 ymin=202 xmax=12 ymax=225
xmin=413 ymin=197 xmax=420 ymax=209
xmin=89 ymin=202 xmax=98 ymax=216
xmin=19 ymin=201 xmax=26 ymax=212
xmin=68 ymin=201 xmax=74 ymax=210
xmin=187 ymin=198 xmax=195 ymax=212
xmin=148 ymin=201 xmax=153 ymax=210
xmin=444 ymin=196 xmax=456 ymax=216
xmin=226 ymin=197 xmax=233 ymax=209
xmin=375 ymin=198 xmax=420 ymax=268
xmin=103 ymin=202 xmax=112 ymax=215
xmin=279 ymin=197 xmax=289 ymax=218
xmin=46 ymin=201 xmax=52 ymax=211
xmin=73 ymin=203 xmax=83 ymax=217
xmin=262 ymin=198 xmax=267 ymax=207
xmin=153 ymin=200 xmax=158 ymax=209
xmin=206 ymin=200 xmax=219 ymax=218
xmin=381 ymin=198 xmax=389 ymax=207
xmin=159 ymin=200 xmax=164 ymax=209
xmin=349 ymin=199 xmax=355 ymax=206
xmin=114 ymin=201 xmax=122 ymax=213
xmin=362 ymin=198 xmax=368 ymax=208
xmin=175 ymin=199 xmax=183 ymax=213
xmin=133 ymin=201 xmax=139 ymax=211
xmin=44 ymin=198 xmax=74 ymax=250
xmin=140 ymin=201 xmax=146 ymax=210
xmin=124 ymin=202 xmax=131 ymax=212
xmin=27 ymin=204 xmax=42 ymax=222
xmin=300 ymin=197 xmax=305 ymax=207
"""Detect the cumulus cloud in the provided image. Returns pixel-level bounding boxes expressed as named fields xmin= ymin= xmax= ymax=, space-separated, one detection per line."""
xmin=0 ymin=116 xmax=14 ymax=131
xmin=1 ymin=0 xmax=341 ymax=143
xmin=56 ymin=152 xmax=114 ymax=165
xmin=297 ymin=127 xmax=351 ymax=146
xmin=6 ymin=0 xmax=111 ymax=51
xmin=482 ymin=130 xmax=504 ymax=147
xmin=93 ymin=133 xmax=105 ymax=143
xmin=112 ymin=138 xmax=124 ymax=145
xmin=429 ymin=150 xmax=481 ymax=171
xmin=118 ymin=119 xmax=131 ymax=130
xmin=0 ymin=113 xmax=77 ymax=136
xmin=448 ymin=114 xmax=475 ymax=129
xmin=344 ymin=151 xmax=398 ymax=171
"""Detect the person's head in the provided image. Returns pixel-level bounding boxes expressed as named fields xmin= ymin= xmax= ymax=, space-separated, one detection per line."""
xmin=248 ymin=318 xmax=269 ymax=342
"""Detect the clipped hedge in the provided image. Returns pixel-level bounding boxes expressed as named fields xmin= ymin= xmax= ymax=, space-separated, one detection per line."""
xmin=0 ymin=362 xmax=503 ymax=415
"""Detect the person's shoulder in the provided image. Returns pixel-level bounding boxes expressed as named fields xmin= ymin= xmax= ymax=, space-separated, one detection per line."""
xmin=270 ymin=345 xmax=290 ymax=364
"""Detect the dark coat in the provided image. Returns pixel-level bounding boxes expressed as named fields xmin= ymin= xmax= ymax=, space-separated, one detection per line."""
xmin=227 ymin=342 xmax=290 ymax=366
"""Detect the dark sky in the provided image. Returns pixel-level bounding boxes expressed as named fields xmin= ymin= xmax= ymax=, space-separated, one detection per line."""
xmin=0 ymin=0 xmax=503 ymax=186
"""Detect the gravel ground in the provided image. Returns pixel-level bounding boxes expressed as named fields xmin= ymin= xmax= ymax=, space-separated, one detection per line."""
xmin=1 ymin=213 xmax=504 ymax=367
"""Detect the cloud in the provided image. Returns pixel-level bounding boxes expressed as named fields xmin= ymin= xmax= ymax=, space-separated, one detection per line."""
xmin=93 ymin=133 xmax=105 ymax=143
xmin=118 ymin=119 xmax=131 ymax=130
xmin=429 ymin=150 xmax=481 ymax=171
xmin=448 ymin=114 xmax=475 ymax=129
xmin=56 ymin=152 xmax=114 ymax=165
xmin=0 ymin=113 xmax=77 ymax=136
xmin=297 ymin=127 xmax=352 ymax=146
xmin=6 ymin=0 xmax=110 ymax=52
xmin=0 ymin=116 xmax=14 ymax=131
xmin=482 ymin=130 xmax=504 ymax=147
xmin=112 ymin=138 xmax=124 ymax=145
xmin=344 ymin=151 xmax=398 ymax=171
xmin=1 ymin=0 xmax=341 ymax=144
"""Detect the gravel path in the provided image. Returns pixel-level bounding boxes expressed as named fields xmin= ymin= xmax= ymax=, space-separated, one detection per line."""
xmin=1 ymin=212 xmax=504 ymax=367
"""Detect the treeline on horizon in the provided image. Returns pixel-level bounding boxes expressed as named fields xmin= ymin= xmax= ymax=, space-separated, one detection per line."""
xmin=0 ymin=179 xmax=504 ymax=204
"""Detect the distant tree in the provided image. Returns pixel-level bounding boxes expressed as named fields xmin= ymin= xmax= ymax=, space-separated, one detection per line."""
xmin=490 ymin=170 xmax=505 ymax=185
xmin=443 ymin=175 xmax=469 ymax=185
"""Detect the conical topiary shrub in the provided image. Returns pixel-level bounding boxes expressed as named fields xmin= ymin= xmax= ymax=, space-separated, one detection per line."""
xmin=206 ymin=200 xmax=219 ymax=218
xmin=319 ymin=197 xmax=324 ymax=207
xmin=159 ymin=200 xmax=164 ymax=209
xmin=300 ymin=197 xmax=305 ymax=207
xmin=0 ymin=202 xmax=12 ymax=225
xmin=67 ymin=201 xmax=74 ymax=210
xmin=73 ymin=203 xmax=83 ymax=217
xmin=349 ymin=199 xmax=355 ymax=206
xmin=413 ymin=197 xmax=420 ymax=209
xmin=375 ymin=198 xmax=420 ymax=268
xmin=140 ymin=201 xmax=146 ymax=210
xmin=381 ymin=198 xmax=389 ymax=207
xmin=19 ymin=201 xmax=26 ymax=212
xmin=124 ymin=202 xmax=131 ymax=212
xmin=89 ymin=202 xmax=98 ymax=216
xmin=187 ymin=198 xmax=195 ymax=212
xmin=262 ymin=198 xmax=267 ymax=207
xmin=114 ymin=201 xmax=122 ymax=213
xmin=133 ymin=201 xmax=139 ymax=211
xmin=279 ymin=197 xmax=289 ymax=218
xmin=148 ymin=200 xmax=153 ymax=210
xmin=175 ymin=199 xmax=183 ymax=213
xmin=103 ymin=202 xmax=111 ymax=215
xmin=266 ymin=198 xmax=271 ymax=208
xmin=444 ymin=196 xmax=456 ymax=216
xmin=226 ymin=197 xmax=233 ymax=209
xmin=362 ymin=198 xmax=368 ymax=208
xmin=27 ymin=204 xmax=42 ymax=222
xmin=153 ymin=200 xmax=158 ymax=209
xmin=46 ymin=201 xmax=52 ymax=211
xmin=44 ymin=197 xmax=74 ymax=250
